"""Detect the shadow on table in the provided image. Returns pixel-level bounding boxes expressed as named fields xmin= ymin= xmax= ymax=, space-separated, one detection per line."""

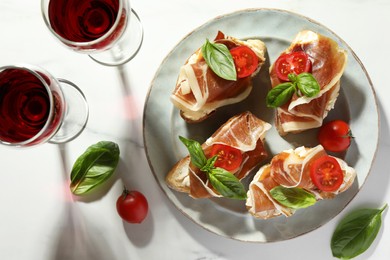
xmin=46 ymin=60 xmax=156 ymax=259
xmin=114 ymin=65 xmax=155 ymax=247
xmin=347 ymin=98 xmax=390 ymax=258
xmin=49 ymin=144 xmax=121 ymax=260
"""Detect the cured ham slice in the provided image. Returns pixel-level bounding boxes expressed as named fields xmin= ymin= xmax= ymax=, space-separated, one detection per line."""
xmin=166 ymin=111 xmax=271 ymax=199
xmin=246 ymin=145 xmax=356 ymax=219
xmin=270 ymin=30 xmax=348 ymax=135
xmin=171 ymin=32 xmax=266 ymax=123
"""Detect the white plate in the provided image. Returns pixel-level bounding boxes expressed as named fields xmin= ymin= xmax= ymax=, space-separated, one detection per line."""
xmin=143 ymin=8 xmax=379 ymax=242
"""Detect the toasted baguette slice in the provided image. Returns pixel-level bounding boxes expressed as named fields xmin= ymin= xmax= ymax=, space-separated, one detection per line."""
xmin=166 ymin=111 xmax=271 ymax=199
xmin=166 ymin=157 xmax=191 ymax=193
xmin=171 ymin=32 xmax=266 ymax=123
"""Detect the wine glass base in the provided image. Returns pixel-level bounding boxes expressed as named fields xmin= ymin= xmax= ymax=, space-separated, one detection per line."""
xmin=49 ymin=79 xmax=89 ymax=144
xmin=89 ymin=8 xmax=144 ymax=66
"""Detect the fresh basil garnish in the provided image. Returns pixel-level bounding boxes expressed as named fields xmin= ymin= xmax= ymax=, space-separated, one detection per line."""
xmin=179 ymin=136 xmax=207 ymax=169
xmin=266 ymin=82 xmax=296 ymax=108
xmin=179 ymin=136 xmax=246 ymax=200
xmin=270 ymin=186 xmax=317 ymax=209
xmin=208 ymin=167 xmax=247 ymax=200
xmin=201 ymin=39 xmax=237 ymax=81
xmin=295 ymin=72 xmax=320 ymax=97
xmin=70 ymin=141 xmax=120 ymax=196
xmin=266 ymin=72 xmax=320 ymax=108
xmin=331 ymin=204 xmax=387 ymax=259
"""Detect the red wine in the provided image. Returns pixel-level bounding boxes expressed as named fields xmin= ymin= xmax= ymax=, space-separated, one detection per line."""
xmin=0 ymin=68 xmax=62 ymax=144
xmin=48 ymin=0 xmax=126 ymax=50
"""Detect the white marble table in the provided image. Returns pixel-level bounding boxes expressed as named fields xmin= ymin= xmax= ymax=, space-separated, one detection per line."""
xmin=0 ymin=0 xmax=389 ymax=259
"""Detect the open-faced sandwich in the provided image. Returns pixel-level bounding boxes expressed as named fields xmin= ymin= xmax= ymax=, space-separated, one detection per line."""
xmin=246 ymin=145 xmax=356 ymax=219
xmin=166 ymin=111 xmax=271 ymax=199
xmin=171 ymin=31 xmax=266 ymax=123
xmin=266 ymin=30 xmax=348 ymax=136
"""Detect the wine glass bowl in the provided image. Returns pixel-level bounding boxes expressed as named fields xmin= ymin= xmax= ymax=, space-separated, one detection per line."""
xmin=41 ymin=0 xmax=143 ymax=66
xmin=0 ymin=64 xmax=88 ymax=147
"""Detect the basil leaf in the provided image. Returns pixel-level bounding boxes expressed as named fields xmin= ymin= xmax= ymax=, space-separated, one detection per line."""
xmin=266 ymin=82 xmax=296 ymax=108
xmin=208 ymin=167 xmax=247 ymax=200
xmin=295 ymin=72 xmax=320 ymax=97
xmin=70 ymin=141 xmax=120 ymax=195
xmin=270 ymin=186 xmax=316 ymax=209
xmin=331 ymin=204 xmax=387 ymax=259
xmin=179 ymin=136 xmax=207 ymax=169
xmin=178 ymin=136 xmax=246 ymax=200
xmin=201 ymin=155 xmax=217 ymax=172
xmin=201 ymin=39 xmax=237 ymax=81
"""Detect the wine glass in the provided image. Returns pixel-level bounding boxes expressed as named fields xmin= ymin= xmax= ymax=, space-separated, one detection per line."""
xmin=41 ymin=0 xmax=143 ymax=66
xmin=0 ymin=64 xmax=89 ymax=147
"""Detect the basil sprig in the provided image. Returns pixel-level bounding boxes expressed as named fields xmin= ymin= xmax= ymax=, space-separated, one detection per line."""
xmin=266 ymin=72 xmax=320 ymax=108
xmin=331 ymin=204 xmax=387 ymax=259
xmin=270 ymin=186 xmax=316 ymax=209
xmin=179 ymin=136 xmax=246 ymax=200
xmin=70 ymin=141 xmax=120 ymax=196
xmin=201 ymin=39 xmax=237 ymax=81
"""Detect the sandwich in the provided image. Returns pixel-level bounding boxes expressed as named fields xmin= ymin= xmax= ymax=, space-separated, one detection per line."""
xmin=246 ymin=145 xmax=356 ymax=219
xmin=267 ymin=30 xmax=348 ymax=135
xmin=171 ymin=31 xmax=266 ymax=123
xmin=166 ymin=111 xmax=271 ymax=199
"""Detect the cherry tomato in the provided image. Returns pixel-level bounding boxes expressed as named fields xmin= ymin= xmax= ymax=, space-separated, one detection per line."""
xmin=318 ymin=120 xmax=352 ymax=152
xmin=274 ymin=51 xmax=312 ymax=81
xmin=210 ymin=144 xmax=243 ymax=171
xmin=230 ymin=46 xmax=259 ymax=78
xmin=310 ymin=155 xmax=344 ymax=192
xmin=116 ymin=188 xmax=148 ymax=224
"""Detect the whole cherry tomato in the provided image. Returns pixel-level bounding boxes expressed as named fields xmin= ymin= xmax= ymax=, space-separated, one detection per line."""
xmin=230 ymin=46 xmax=259 ymax=78
xmin=274 ymin=51 xmax=312 ymax=81
xmin=209 ymin=144 xmax=243 ymax=171
xmin=310 ymin=155 xmax=344 ymax=192
xmin=116 ymin=188 xmax=148 ymax=224
xmin=318 ymin=120 xmax=352 ymax=152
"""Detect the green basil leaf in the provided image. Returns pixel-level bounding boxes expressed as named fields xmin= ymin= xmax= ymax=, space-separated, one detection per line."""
xmin=266 ymin=82 xmax=296 ymax=108
xmin=179 ymin=136 xmax=207 ymax=169
xmin=70 ymin=141 xmax=120 ymax=195
xmin=295 ymin=72 xmax=320 ymax=97
xmin=270 ymin=186 xmax=316 ymax=209
xmin=201 ymin=39 xmax=237 ymax=81
xmin=288 ymin=73 xmax=297 ymax=82
xmin=201 ymin=155 xmax=217 ymax=172
xmin=208 ymin=167 xmax=247 ymax=200
xmin=331 ymin=204 xmax=387 ymax=259
xmin=178 ymin=136 xmax=247 ymax=200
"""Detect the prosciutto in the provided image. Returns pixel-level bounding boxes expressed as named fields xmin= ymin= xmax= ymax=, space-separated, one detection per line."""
xmin=166 ymin=111 xmax=271 ymax=199
xmin=246 ymin=145 xmax=356 ymax=219
xmin=270 ymin=30 xmax=348 ymax=135
xmin=171 ymin=32 xmax=266 ymax=123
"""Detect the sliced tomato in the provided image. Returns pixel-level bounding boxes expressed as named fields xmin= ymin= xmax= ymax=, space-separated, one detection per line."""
xmin=274 ymin=51 xmax=312 ymax=81
xmin=310 ymin=155 xmax=344 ymax=192
xmin=230 ymin=46 xmax=259 ymax=78
xmin=210 ymin=144 xmax=243 ymax=171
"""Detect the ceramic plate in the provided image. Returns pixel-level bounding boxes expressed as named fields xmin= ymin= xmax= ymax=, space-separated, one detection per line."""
xmin=143 ymin=8 xmax=378 ymax=242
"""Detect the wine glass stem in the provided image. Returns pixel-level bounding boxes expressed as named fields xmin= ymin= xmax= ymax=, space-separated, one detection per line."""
xmin=49 ymin=79 xmax=89 ymax=144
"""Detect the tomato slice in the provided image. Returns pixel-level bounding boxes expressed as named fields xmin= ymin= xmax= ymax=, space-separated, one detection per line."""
xmin=210 ymin=144 xmax=243 ymax=171
xmin=310 ymin=155 xmax=344 ymax=192
xmin=274 ymin=51 xmax=312 ymax=81
xmin=230 ymin=46 xmax=259 ymax=78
